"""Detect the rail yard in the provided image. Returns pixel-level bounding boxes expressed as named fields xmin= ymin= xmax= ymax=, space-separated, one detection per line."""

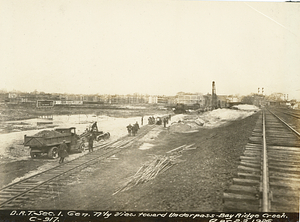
xmin=0 ymin=105 xmax=299 ymax=215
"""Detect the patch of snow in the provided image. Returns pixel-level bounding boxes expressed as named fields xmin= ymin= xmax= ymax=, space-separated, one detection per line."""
xmin=139 ymin=128 xmax=162 ymax=142
xmin=194 ymin=118 xmax=205 ymax=126
xmin=169 ymin=114 xmax=186 ymax=124
xmin=233 ymin=104 xmax=260 ymax=111
xmin=169 ymin=122 xmax=191 ymax=133
xmin=138 ymin=143 xmax=154 ymax=150
xmin=122 ymin=105 xmax=146 ymax=109
xmin=169 ymin=108 xmax=258 ymax=132
xmin=181 ymin=130 xmax=199 ymax=133
xmin=107 ymin=154 xmax=119 ymax=160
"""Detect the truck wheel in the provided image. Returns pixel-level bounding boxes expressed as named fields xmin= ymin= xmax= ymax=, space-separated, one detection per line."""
xmin=48 ymin=147 xmax=59 ymax=159
xmin=79 ymin=142 xmax=85 ymax=152
xmin=104 ymin=132 xmax=110 ymax=140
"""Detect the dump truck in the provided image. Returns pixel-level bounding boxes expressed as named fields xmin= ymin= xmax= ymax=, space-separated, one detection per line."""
xmin=24 ymin=127 xmax=85 ymax=159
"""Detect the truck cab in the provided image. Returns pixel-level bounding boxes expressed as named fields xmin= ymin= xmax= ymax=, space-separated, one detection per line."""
xmin=54 ymin=127 xmax=79 ymax=152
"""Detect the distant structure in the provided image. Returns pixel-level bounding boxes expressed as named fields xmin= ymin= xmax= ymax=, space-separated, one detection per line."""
xmin=211 ymin=81 xmax=218 ymax=110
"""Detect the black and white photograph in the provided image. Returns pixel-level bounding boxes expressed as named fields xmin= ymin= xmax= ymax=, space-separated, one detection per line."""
xmin=0 ymin=0 xmax=299 ymax=221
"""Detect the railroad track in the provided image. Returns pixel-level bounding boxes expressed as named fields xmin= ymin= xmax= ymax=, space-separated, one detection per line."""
xmin=270 ymin=107 xmax=300 ymax=133
xmin=0 ymin=124 xmax=157 ymax=209
xmin=223 ymin=108 xmax=300 ymax=212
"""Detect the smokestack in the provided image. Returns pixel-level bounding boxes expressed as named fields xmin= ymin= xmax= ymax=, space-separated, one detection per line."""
xmin=212 ymin=81 xmax=217 ymax=109
xmin=212 ymin=81 xmax=216 ymax=96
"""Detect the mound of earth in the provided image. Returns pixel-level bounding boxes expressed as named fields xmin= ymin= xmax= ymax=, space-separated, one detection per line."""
xmin=33 ymin=130 xmax=62 ymax=137
xmin=168 ymin=108 xmax=259 ymax=133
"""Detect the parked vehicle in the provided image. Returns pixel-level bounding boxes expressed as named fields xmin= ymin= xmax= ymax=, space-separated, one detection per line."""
xmin=173 ymin=103 xmax=187 ymax=114
xmin=81 ymin=121 xmax=110 ymax=142
xmin=24 ymin=127 xmax=85 ymax=159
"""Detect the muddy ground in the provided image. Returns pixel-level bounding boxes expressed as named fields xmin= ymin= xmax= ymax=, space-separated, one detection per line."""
xmin=9 ymin=111 xmax=260 ymax=212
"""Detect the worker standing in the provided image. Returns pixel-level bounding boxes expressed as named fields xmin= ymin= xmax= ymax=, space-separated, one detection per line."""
xmin=91 ymin=121 xmax=98 ymax=139
xmin=163 ymin=118 xmax=167 ymax=128
xmin=135 ymin=121 xmax=140 ymax=130
xmin=58 ymin=140 xmax=69 ymax=164
xmin=88 ymin=135 xmax=94 ymax=152
xmin=91 ymin=121 xmax=98 ymax=132
xmin=132 ymin=123 xmax=138 ymax=136
xmin=127 ymin=124 xmax=132 ymax=136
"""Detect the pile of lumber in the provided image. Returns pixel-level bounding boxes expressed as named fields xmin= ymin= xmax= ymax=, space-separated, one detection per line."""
xmin=113 ymin=143 xmax=196 ymax=195
xmin=113 ymin=154 xmax=184 ymax=195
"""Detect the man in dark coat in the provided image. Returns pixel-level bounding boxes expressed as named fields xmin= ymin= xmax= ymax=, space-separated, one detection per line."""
xmin=163 ymin=117 xmax=167 ymax=128
xmin=58 ymin=140 xmax=69 ymax=164
xmin=127 ymin=124 xmax=132 ymax=136
xmin=132 ymin=122 xmax=139 ymax=136
xmin=134 ymin=121 xmax=139 ymax=130
xmin=91 ymin=121 xmax=98 ymax=132
xmin=132 ymin=124 xmax=137 ymax=136
xmin=88 ymin=135 xmax=94 ymax=152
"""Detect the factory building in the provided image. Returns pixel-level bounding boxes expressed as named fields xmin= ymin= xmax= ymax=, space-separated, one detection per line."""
xmin=176 ymin=92 xmax=205 ymax=108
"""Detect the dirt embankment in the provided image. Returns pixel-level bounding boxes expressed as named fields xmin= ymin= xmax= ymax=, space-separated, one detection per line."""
xmin=20 ymin=112 xmax=260 ymax=212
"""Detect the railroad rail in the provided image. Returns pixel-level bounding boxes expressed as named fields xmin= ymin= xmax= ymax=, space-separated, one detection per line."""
xmin=0 ymin=124 xmax=156 ymax=209
xmin=271 ymin=107 xmax=300 ymax=120
xmin=223 ymin=107 xmax=300 ymax=212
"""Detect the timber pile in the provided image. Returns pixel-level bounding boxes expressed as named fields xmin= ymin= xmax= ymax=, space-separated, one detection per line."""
xmin=113 ymin=154 xmax=184 ymax=195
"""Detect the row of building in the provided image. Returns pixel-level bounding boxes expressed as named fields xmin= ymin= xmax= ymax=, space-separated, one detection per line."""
xmin=0 ymin=90 xmax=241 ymax=110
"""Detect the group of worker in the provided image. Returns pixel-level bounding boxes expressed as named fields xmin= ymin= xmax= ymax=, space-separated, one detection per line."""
xmin=126 ymin=122 xmax=140 ymax=136
xmin=58 ymin=115 xmax=173 ymax=164
xmin=148 ymin=116 xmax=156 ymax=125
xmin=148 ymin=114 xmax=172 ymax=128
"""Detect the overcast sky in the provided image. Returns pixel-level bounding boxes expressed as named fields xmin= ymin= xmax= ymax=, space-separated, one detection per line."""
xmin=1 ymin=0 xmax=299 ymax=99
